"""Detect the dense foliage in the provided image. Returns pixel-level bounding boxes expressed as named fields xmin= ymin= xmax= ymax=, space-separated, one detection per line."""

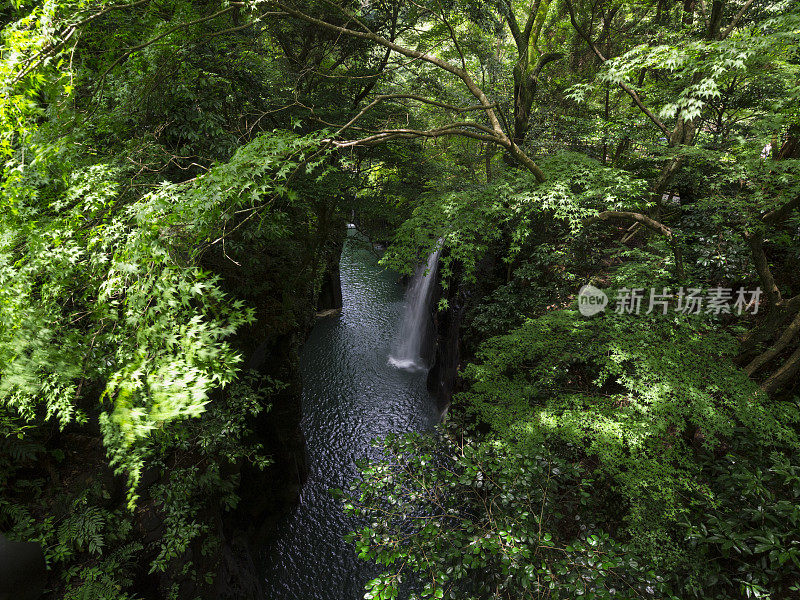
xmin=1 ymin=0 xmax=799 ymax=598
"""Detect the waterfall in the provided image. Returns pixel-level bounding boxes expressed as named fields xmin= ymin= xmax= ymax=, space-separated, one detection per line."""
xmin=388 ymin=246 xmax=442 ymax=371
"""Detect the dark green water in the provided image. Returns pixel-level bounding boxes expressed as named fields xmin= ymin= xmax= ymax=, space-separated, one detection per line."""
xmin=262 ymin=231 xmax=439 ymax=599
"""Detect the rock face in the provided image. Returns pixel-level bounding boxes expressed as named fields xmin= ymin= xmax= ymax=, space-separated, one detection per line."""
xmin=317 ymin=257 xmax=343 ymax=311
xmin=214 ymin=331 xmax=309 ymax=600
xmin=195 ymin=217 xmax=347 ymax=599
xmin=427 ymin=300 xmax=464 ymax=412
xmin=426 ymin=261 xmax=465 ymax=412
xmin=237 ymin=331 xmax=309 ymax=537
xmin=0 ymin=534 xmax=45 ymax=600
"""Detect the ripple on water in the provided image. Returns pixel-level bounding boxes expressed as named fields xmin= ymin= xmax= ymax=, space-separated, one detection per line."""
xmin=261 ymin=232 xmax=439 ymax=600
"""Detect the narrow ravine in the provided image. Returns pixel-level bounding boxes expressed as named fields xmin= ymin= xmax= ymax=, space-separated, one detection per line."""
xmin=261 ymin=230 xmax=440 ymax=599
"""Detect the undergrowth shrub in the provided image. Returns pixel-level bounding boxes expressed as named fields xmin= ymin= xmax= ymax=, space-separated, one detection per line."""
xmin=344 ymin=423 xmax=674 ymax=600
xmin=346 ymin=310 xmax=800 ymax=600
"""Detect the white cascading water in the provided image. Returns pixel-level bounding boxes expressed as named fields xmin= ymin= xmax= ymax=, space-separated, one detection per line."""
xmin=388 ymin=246 xmax=442 ymax=371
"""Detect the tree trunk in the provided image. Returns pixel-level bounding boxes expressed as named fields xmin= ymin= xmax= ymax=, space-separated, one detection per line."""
xmin=512 ymin=60 xmax=534 ymax=145
xmin=761 ymin=343 xmax=800 ymax=395
xmin=777 ymin=124 xmax=800 ymax=160
xmin=682 ymin=0 xmax=695 ymax=25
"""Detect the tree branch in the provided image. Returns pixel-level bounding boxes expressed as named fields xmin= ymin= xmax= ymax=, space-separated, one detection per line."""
xmin=745 ymin=310 xmax=800 ymax=376
xmin=330 ymin=94 xmax=499 ymax=142
xmin=533 ymin=52 xmax=563 ymax=78
xmin=586 ymin=211 xmax=684 ymax=277
xmin=761 ymin=343 xmax=800 ymax=395
xmin=351 ymin=5 xmax=398 ymax=108
xmin=564 ymin=0 xmax=670 ymax=136
xmin=270 ymin=1 xmax=546 ymax=181
xmin=13 ymin=0 xmax=153 ymax=84
xmin=435 ymin=1 xmax=467 ymax=72
xmin=587 ymin=211 xmax=673 ymax=237
xmin=762 ymin=195 xmax=800 ymax=226
xmin=744 ymin=232 xmax=782 ymax=308
xmin=98 ymin=4 xmax=242 ymax=81
xmin=327 ymin=127 xmax=502 ymax=147
xmin=504 ymin=0 xmax=524 ymax=48
xmin=522 ymin=0 xmax=543 ymax=49
xmin=719 ymin=0 xmax=756 ymax=40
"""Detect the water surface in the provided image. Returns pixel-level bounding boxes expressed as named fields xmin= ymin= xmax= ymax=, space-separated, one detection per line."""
xmin=262 ymin=232 xmax=439 ymax=599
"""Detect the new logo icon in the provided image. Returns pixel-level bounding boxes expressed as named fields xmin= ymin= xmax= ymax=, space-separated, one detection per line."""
xmin=578 ymin=285 xmax=608 ymax=316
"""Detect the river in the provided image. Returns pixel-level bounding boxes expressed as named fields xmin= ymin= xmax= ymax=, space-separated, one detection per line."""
xmin=261 ymin=230 xmax=440 ymax=599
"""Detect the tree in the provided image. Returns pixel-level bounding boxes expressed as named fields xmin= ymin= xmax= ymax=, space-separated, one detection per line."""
xmin=265 ymin=0 xmax=547 ymax=181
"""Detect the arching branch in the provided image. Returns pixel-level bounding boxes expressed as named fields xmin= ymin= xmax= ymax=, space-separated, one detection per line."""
xmin=328 ymin=127 xmax=502 ymax=147
xmin=269 ymin=0 xmax=546 ymax=182
xmin=745 ymin=310 xmax=800 ymax=376
xmin=762 ymin=195 xmax=800 ymax=226
xmin=719 ymin=0 xmax=755 ymax=40
xmin=761 ymin=343 xmax=800 ymax=395
xmin=564 ymin=0 xmax=670 ymax=136
xmin=586 ymin=211 xmax=684 ymax=278
xmin=12 ymin=0 xmax=153 ymax=84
